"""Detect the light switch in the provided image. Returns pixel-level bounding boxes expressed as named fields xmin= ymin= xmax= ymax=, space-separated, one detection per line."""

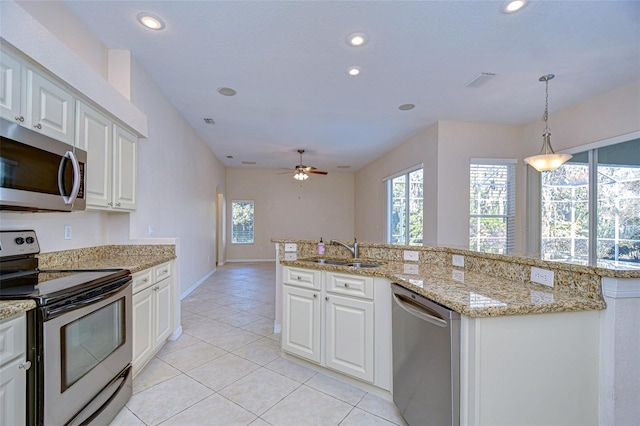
xmin=284 ymin=243 xmax=297 ymax=252
xmin=404 ymin=250 xmax=419 ymax=261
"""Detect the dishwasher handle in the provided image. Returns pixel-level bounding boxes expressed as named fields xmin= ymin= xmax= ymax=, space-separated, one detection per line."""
xmin=392 ymin=292 xmax=448 ymax=327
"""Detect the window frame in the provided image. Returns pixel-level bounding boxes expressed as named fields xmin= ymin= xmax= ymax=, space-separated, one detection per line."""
xmin=231 ymin=200 xmax=255 ymax=245
xmin=384 ymin=164 xmax=423 ymax=246
xmin=469 ymin=158 xmax=517 ymax=255
xmin=528 ymin=130 xmax=640 ymax=264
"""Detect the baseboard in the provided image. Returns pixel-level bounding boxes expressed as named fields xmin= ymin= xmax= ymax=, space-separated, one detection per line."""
xmin=225 ymin=258 xmax=276 ymax=263
xmin=180 ymin=268 xmax=217 ymax=300
xmin=169 ymin=326 xmax=183 ymax=341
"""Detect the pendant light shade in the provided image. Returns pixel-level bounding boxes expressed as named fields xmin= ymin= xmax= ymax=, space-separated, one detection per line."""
xmin=524 ymin=74 xmax=572 ymax=172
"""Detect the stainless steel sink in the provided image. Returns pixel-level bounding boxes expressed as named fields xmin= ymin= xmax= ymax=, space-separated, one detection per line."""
xmin=312 ymin=259 xmax=349 ymax=265
xmin=347 ymin=262 xmax=381 ymax=268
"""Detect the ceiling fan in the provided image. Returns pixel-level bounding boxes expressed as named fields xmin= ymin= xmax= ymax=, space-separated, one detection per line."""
xmin=279 ymin=149 xmax=328 ymax=180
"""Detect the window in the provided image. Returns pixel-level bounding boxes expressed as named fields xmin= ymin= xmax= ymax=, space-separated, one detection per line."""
xmin=386 ymin=167 xmax=423 ymax=245
xmin=469 ymin=160 xmax=516 ymax=254
xmin=231 ymin=200 xmax=254 ymax=244
xmin=539 ymin=138 xmax=640 ymax=265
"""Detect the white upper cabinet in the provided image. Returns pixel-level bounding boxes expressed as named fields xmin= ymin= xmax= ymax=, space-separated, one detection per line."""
xmin=76 ymin=101 xmax=112 ymax=208
xmin=0 ymin=50 xmax=23 ymax=123
xmin=113 ymin=125 xmax=137 ymax=210
xmin=26 ymin=70 xmax=75 ymax=145
xmin=77 ymin=101 xmax=137 ymax=211
xmin=1 ymin=48 xmax=74 ymax=145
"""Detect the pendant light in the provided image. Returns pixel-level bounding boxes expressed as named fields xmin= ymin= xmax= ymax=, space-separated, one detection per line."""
xmin=524 ymin=74 xmax=572 ymax=172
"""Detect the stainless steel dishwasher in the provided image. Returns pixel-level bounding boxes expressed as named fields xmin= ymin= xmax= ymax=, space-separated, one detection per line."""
xmin=391 ymin=283 xmax=461 ymax=426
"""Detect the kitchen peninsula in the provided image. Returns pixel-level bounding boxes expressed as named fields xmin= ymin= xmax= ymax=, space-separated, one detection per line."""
xmin=273 ymin=238 xmax=639 ymax=425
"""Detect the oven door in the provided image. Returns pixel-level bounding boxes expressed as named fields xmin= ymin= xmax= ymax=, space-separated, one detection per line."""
xmin=0 ymin=118 xmax=86 ymax=211
xmin=42 ymin=280 xmax=132 ymax=426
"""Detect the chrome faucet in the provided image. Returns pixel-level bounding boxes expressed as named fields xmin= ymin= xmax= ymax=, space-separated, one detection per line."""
xmin=330 ymin=238 xmax=359 ymax=259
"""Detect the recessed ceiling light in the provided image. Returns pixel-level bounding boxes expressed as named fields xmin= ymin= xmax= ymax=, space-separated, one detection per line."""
xmin=217 ymin=87 xmax=237 ymax=96
xmin=503 ymin=0 xmax=527 ymax=13
xmin=398 ymin=104 xmax=415 ymax=111
xmin=347 ymin=33 xmax=368 ymax=47
xmin=137 ymin=13 xmax=165 ymax=30
xmin=347 ymin=66 xmax=361 ymax=76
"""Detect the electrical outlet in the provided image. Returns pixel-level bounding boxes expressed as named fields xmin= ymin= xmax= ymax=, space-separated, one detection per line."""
xmin=531 ymin=267 xmax=554 ymax=287
xmin=403 ymin=264 xmax=419 ymax=274
xmin=148 ymin=225 xmax=154 ymax=236
xmin=452 ymin=270 xmax=465 ymax=282
xmin=403 ymin=250 xmax=419 ymax=261
xmin=284 ymin=252 xmax=297 ymax=261
xmin=452 ymin=254 xmax=464 ymax=268
xmin=284 ymin=243 xmax=297 ymax=252
xmin=64 ymin=225 xmax=72 ymax=240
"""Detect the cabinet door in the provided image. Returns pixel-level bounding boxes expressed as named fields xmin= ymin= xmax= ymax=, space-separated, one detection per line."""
xmin=132 ymin=286 xmax=154 ymax=375
xmin=325 ymin=294 xmax=374 ymax=382
xmin=76 ymin=102 xmax=113 ymax=209
xmin=154 ymin=278 xmax=173 ymax=347
xmin=0 ymin=357 xmax=27 ymax=426
xmin=0 ymin=50 xmax=23 ymax=123
xmin=26 ymin=70 xmax=74 ymax=145
xmin=282 ymin=285 xmax=321 ymax=363
xmin=112 ymin=125 xmax=137 ymax=210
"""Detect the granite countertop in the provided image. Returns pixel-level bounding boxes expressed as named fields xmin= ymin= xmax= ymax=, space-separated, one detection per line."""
xmin=0 ymin=300 xmax=37 ymax=321
xmin=42 ymin=253 xmax=176 ymax=274
xmin=0 ymin=244 xmax=176 ymax=321
xmin=282 ymin=258 xmax=606 ymax=318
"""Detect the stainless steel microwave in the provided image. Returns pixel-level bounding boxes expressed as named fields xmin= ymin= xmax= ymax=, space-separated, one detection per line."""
xmin=0 ymin=118 xmax=86 ymax=212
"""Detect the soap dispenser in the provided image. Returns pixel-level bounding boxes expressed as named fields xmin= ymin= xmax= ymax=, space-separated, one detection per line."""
xmin=318 ymin=238 xmax=325 ymax=255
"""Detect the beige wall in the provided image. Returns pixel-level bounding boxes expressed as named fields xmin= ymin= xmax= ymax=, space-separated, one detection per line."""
xmin=355 ymin=123 xmax=438 ymax=244
xmin=354 ymin=80 xmax=640 ymax=252
xmin=226 ymin=169 xmax=355 ymax=261
xmin=355 ymin=121 xmax=524 ymax=248
xmin=0 ymin=1 xmax=226 ymax=296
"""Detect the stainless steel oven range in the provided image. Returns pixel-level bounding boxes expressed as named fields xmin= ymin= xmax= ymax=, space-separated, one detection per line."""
xmin=0 ymin=230 xmax=132 ymax=425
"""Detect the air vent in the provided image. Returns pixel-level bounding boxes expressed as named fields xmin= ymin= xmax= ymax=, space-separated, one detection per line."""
xmin=337 ymin=165 xmax=351 ymax=169
xmin=241 ymin=161 xmax=256 ymax=165
xmin=465 ymin=72 xmax=496 ymax=88
xmin=203 ymin=118 xmax=215 ymax=125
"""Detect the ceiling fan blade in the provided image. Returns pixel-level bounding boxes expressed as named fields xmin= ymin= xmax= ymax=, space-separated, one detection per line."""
xmin=277 ymin=170 xmax=294 ymax=175
xmin=309 ymin=170 xmax=328 ymax=175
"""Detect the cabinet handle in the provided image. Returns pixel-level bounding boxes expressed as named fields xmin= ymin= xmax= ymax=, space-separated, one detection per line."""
xmin=325 ymin=296 xmax=329 ymax=301
xmin=15 ymin=115 xmax=24 ymax=122
xmin=344 ymin=283 xmax=350 ymax=287
xmin=19 ymin=361 xmax=32 ymax=371
xmin=108 ymin=202 xmax=113 ymax=206
xmin=296 ymin=276 xmax=301 ymax=280
xmin=142 ymin=278 xmax=149 ymax=283
xmin=33 ymin=123 xmax=42 ymax=129
xmin=116 ymin=203 xmax=121 ymax=207
xmin=313 ymin=294 xmax=317 ymax=298
xmin=153 ymin=285 xmax=160 ymax=291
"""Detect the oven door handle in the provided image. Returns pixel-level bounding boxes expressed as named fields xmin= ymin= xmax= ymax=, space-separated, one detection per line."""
xmin=45 ymin=278 xmax=130 ymax=320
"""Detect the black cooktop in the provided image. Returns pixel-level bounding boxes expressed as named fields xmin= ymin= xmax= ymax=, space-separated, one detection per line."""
xmin=0 ymin=230 xmax=130 ymax=306
xmin=0 ymin=269 xmax=131 ymax=306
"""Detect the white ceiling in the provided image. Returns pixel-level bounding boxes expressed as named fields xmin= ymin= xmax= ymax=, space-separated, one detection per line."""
xmin=62 ymin=1 xmax=640 ymax=172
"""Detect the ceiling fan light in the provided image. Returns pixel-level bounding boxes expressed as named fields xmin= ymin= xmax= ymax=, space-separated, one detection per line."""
xmin=293 ymin=170 xmax=308 ymax=180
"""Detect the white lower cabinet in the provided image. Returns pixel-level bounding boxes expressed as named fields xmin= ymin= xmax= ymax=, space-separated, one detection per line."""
xmin=281 ymin=266 xmax=390 ymax=390
xmin=132 ymin=261 xmax=173 ymax=376
xmin=0 ymin=314 xmax=28 ymax=426
xmin=325 ymin=294 xmax=374 ymax=382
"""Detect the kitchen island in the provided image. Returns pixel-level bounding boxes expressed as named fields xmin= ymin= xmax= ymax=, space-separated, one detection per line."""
xmin=273 ymin=239 xmax=639 ymax=425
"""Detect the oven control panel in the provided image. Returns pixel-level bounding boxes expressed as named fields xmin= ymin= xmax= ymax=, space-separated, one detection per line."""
xmin=0 ymin=230 xmax=40 ymax=257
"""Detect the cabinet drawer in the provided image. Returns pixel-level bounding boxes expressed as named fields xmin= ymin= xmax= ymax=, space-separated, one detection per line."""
xmin=0 ymin=314 xmax=26 ymax=366
xmin=326 ymin=272 xmax=374 ymax=300
xmin=283 ymin=267 xmax=321 ymax=290
xmin=132 ymin=269 xmax=153 ymax=293
xmin=154 ymin=262 xmax=172 ymax=283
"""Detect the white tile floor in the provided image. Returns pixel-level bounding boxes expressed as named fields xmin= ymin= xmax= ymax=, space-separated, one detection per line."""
xmin=110 ymin=262 xmax=407 ymax=426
